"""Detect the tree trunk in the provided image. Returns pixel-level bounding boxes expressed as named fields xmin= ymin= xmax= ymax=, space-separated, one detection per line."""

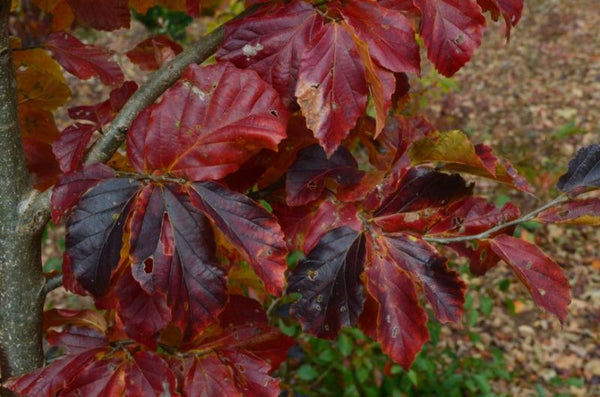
xmin=0 ymin=0 xmax=45 ymax=392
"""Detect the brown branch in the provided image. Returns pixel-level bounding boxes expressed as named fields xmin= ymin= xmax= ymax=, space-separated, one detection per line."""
xmin=83 ymin=27 xmax=227 ymax=166
xmin=41 ymin=274 xmax=63 ymax=297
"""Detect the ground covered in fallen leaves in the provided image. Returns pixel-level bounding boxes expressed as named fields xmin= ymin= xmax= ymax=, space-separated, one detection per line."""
xmin=426 ymin=0 xmax=600 ymax=395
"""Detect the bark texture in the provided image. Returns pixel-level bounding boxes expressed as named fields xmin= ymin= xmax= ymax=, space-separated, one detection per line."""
xmin=0 ymin=0 xmax=45 ymax=390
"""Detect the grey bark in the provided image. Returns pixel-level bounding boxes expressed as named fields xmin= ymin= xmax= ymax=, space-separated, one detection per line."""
xmin=0 ymin=0 xmax=45 ymax=391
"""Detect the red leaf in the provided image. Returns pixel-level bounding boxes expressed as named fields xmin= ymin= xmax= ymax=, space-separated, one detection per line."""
xmin=179 ymin=295 xmax=293 ymax=396
xmin=181 ymin=352 xmax=279 ymax=397
xmin=186 ymin=0 xmax=201 ymax=16
xmin=217 ymin=0 xmax=323 ymax=106
xmin=115 ymin=270 xmax=171 ymax=349
xmin=288 ymin=227 xmax=366 ymax=338
xmin=123 ymin=183 xmax=227 ymax=341
xmin=61 ymin=254 xmax=88 ymax=295
xmin=373 ymin=207 xmax=446 ymax=234
xmin=158 ymin=186 xmax=227 ymax=336
xmin=127 ymin=62 xmax=288 ymax=181
xmin=67 ymin=0 xmax=130 ymax=30
xmin=379 ymin=0 xmax=420 ymax=18
xmin=67 ymin=81 xmax=137 ymax=125
xmin=22 ymin=137 xmax=61 ymax=190
xmin=217 ymin=295 xmax=294 ymax=369
xmin=188 ymin=181 xmax=287 ymax=296
xmin=220 ymin=349 xmax=280 ymax=397
xmin=537 ymin=198 xmax=600 ymax=225
xmin=274 ymin=197 xmax=362 ymax=253
xmin=286 ymin=144 xmax=363 ymax=206
xmin=475 ymin=144 xmax=531 ymax=192
xmin=46 ymin=31 xmax=124 ymax=85
xmin=357 ymin=115 xmax=430 ymax=173
xmin=3 ymin=348 xmax=103 ymax=396
xmin=374 ymin=167 xmax=472 ymax=217
xmin=53 ymin=122 xmax=96 ymax=173
xmin=295 ymin=22 xmax=368 ymax=156
xmin=181 ymin=355 xmax=240 ymax=397
xmin=125 ymin=351 xmax=179 ymax=396
xmin=448 ymin=240 xmax=499 ymax=276
xmin=127 ymin=35 xmax=183 ymax=71
xmin=304 ymin=202 xmax=362 ymax=253
xmin=51 ymin=163 xmax=115 ymax=223
xmin=60 ymin=356 xmax=126 ymax=395
xmin=224 ymin=116 xmax=317 ymax=192
xmin=489 ymin=235 xmax=571 ymax=321
xmin=57 ymin=350 xmax=177 ymax=396
xmin=340 ymin=0 xmax=420 ymax=74
xmin=364 ymin=236 xmax=429 ymax=369
xmin=46 ymin=326 xmax=108 ymax=355
xmin=353 ymin=42 xmax=396 ymax=135
xmin=477 ymin=0 xmax=522 ymax=38
xmin=375 ymin=232 xmax=465 ymax=323
xmin=427 ymin=196 xmax=520 ymax=236
xmin=413 ymin=0 xmax=486 ymax=76
xmin=65 ymin=178 xmax=141 ymax=295
xmin=55 ymin=82 xmax=137 ymax=173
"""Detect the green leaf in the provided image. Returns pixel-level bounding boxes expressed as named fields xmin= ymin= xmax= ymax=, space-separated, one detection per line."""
xmin=499 ymin=278 xmax=511 ymax=292
xmin=297 ymin=364 xmax=319 ymax=381
xmin=317 ymin=348 xmax=336 ymax=363
xmin=480 ymin=296 xmax=494 ymax=316
xmin=552 ymin=119 xmax=584 ymax=140
xmin=277 ymin=319 xmax=299 ymax=337
xmin=356 ymin=367 xmax=369 ymax=383
xmin=407 ymin=369 xmax=418 ymax=386
xmin=338 ymin=333 xmax=354 ymax=357
xmin=43 ymin=257 xmax=62 ymax=273
xmin=473 ymin=374 xmax=491 ymax=393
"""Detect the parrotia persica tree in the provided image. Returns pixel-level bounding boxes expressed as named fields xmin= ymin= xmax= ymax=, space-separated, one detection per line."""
xmin=1 ymin=0 xmax=599 ymax=395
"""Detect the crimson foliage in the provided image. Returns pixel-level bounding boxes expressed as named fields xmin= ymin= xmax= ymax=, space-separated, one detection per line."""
xmin=5 ymin=0 xmax=596 ymax=395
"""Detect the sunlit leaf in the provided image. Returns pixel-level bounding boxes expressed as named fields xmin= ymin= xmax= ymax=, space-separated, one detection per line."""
xmin=295 ymin=22 xmax=368 ymax=156
xmin=340 ymin=0 xmax=420 ymax=74
xmin=217 ymin=0 xmax=323 ymax=107
xmin=410 ymin=130 xmax=531 ymax=192
xmin=46 ymin=31 xmax=124 ymax=85
xmin=413 ymin=0 xmax=486 ymax=76
xmin=127 ymin=62 xmax=288 ymax=181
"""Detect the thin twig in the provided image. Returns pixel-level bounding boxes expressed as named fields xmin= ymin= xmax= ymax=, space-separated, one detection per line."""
xmin=423 ymin=194 xmax=570 ymax=244
xmin=266 ymin=297 xmax=283 ymax=318
xmin=41 ymin=274 xmax=63 ymax=297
